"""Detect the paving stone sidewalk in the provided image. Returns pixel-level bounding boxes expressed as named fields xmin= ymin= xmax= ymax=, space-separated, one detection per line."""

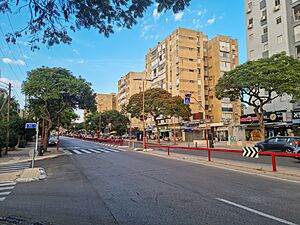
xmin=0 ymin=143 xmax=65 ymax=183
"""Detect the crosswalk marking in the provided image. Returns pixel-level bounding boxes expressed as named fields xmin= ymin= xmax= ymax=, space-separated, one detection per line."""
xmin=71 ymin=149 xmax=83 ymax=154
xmin=0 ymin=182 xmax=16 ymax=202
xmin=65 ymin=147 xmax=120 ymax=155
xmin=0 ymin=162 xmax=31 ymax=174
xmin=79 ymin=149 xmax=92 ymax=154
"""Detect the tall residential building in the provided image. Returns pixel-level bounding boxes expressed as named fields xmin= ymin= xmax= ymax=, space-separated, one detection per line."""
xmin=117 ymin=72 xmax=146 ymax=128
xmin=145 ymin=28 xmax=240 ymax=141
xmin=118 ymin=72 xmax=146 ymax=111
xmin=245 ymin=0 xmax=300 ymax=137
xmin=96 ymin=93 xmax=117 ymax=112
xmin=207 ymin=36 xmax=240 ymax=127
xmin=145 ymin=28 xmax=208 ymax=115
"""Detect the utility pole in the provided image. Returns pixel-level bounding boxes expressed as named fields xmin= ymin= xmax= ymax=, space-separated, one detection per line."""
xmin=5 ymin=83 xmax=11 ymax=155
xmin=57 ymin=113 xmax=60 ymax=151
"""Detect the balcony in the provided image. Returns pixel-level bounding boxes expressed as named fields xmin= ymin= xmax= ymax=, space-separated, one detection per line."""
xmin=261 ymin=33 xmax=268 ymax=43
xmin=293 ymin=6 xmax=300 ymax=22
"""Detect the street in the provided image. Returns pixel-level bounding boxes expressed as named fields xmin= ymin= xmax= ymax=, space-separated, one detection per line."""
xmin=1 ymin=137 xmax=299 ymax=225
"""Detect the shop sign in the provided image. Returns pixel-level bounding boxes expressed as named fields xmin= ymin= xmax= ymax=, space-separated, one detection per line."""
xmin=240 ymin=111 xmax=285 ymax=124
xmin=292 ymin=110 xmax=300 ymax=124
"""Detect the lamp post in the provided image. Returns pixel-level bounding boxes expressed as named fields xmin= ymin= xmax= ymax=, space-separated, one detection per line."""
xmin=133 ymin=78 xmax=152 ymax=150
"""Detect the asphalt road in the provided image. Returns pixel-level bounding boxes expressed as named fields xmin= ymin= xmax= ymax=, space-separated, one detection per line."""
xmin=1 ymin=137 xmax=299 ymax=225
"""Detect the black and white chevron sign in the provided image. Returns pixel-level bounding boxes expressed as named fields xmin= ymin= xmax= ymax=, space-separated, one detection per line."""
xmin=242 ymin=147 xmax=259 ymax=158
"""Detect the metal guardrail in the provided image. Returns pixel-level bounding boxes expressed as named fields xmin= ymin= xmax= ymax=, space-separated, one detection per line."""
xmin=146 ymin=143 xmax=300 ymax=172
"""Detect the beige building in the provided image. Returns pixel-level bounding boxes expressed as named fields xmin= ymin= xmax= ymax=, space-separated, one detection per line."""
xmin=118 ymin=72 xmax=146 ymax=128
xmin=207 ymin=36 xmax=241 ymax=141
xmin=96 ymin=93 xmax=117 ymax=112
xmin=144 ymin=28 xmax=241 ymax=141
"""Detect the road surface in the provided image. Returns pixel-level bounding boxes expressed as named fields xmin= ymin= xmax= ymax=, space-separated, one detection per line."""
xmin=1 ymin=137 xmax=299 ymax=225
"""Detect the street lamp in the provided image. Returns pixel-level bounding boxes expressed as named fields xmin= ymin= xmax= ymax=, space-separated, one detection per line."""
xmin=133 ymin=77 xmax=152 ymax=150
xmin=185 ymin=94 xmax=209 ymax=149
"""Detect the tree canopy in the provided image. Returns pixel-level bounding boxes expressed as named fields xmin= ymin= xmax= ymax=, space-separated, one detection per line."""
xmin=1 ymin=0 xmax=191 ymax=49
xmin=23 ymin=67 xmax=96 ymax=149
xmin=85 ymin=110 xmax=129 ymax=135
xmin=215 ymin=53 xmax=300 ymax=140
xmin=127 ymin=88 xmax=191 ymax=142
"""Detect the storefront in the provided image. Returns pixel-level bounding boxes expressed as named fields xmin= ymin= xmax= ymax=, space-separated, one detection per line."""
xmin=292 ymin=110 xmax=300 ymax=136
xmin=240 ymin=110 xmax=293 ymax=141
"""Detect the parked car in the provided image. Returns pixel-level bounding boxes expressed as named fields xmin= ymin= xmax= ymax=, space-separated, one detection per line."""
xmin=293 ymin=146 xmax=300 ymax=161
xmin=254 ymin=136 xmax=300 ymax=153
xmin=48 ymin=136 xmax=58 ymax=146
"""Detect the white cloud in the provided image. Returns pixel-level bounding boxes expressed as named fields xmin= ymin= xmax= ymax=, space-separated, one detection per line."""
xmin=153 ymin=8 xmax=161 ymax=20
xmin=77 ymin=60 xmax=84 ymax=64
xmin=2 ymin=58 xmax=25 ymax=66
xmin=0 ymin=77 xmax=22 ymax=89
xmin=72 ymin=49 xmax=80 ymax=55
xmin=207 ymin=16 xmax=216 ymax=25
xmin=174 ymin=12 xmax=184 ymax=21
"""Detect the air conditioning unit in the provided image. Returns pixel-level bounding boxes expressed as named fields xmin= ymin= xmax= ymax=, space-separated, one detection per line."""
xmin=260 ymin=16 xmax=266 ymax=21
xmin=248 ymin=23 xmax=253 ymax=29
xmin=273 ymin=5 xmax=280 ymax=11
xmin=247 ymin=8 xmax=252 ymax=14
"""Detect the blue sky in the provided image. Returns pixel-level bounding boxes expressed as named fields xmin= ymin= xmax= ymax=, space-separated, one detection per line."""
xmin=0 ymin=0 xmax=246 ymax=110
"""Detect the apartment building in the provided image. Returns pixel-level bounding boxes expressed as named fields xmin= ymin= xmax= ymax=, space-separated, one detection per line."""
xmin=245 ymin=0 xmax=300 ymax=137
xmin=207 ymin=36 xmax=241 ymax=140
xmin=144 ymin=28 xmax=240 ymax=141
xmin=118 ymin=72 xmax=146 ymax=128
xmin=95 ymin=93 xmax=117 ymax=112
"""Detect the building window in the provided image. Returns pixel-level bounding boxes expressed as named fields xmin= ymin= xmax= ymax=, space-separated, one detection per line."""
xmin=263 ymin=26 xmax=268 ymax=34
xmin=276 ymin=16 xmax=282 ymax=24
xmin=189 ymin=58 xmax=194 ymax=61
xmin=262 ymin=9 xmax=267 ymax=17
xmin=277 ymin=35 xmax=283 ymax=44
xmin=294 ymin=25 xmax=300 ymax=42
xmin=275 ymin=0 xmax=280 ymax=6
xmin=263 ymin=43 xmax=268 ymax=51
xmin=248 ymin=1 xmax=253 ymax=11
xmin=294 ymin=5 xmax=300 ymax=22
xmin=249 ymin=33 xmax=254 ymax=40
xmin=250 ymin=50 xmax=255 ymax=58
xmin=248 ymin=18 xmax=253 ymax=29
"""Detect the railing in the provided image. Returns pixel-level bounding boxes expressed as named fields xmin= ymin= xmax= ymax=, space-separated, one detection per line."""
xmin=146 ymin=144 xmax=300 ymax=172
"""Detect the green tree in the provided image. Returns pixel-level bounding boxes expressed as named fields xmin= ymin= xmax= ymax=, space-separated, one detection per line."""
xmin=85 ymin=110 xmax=129 ymax=135
xmin=23 ymin=67 xmax=96 ymax=150
xmin=215 ymin=53 xmax=300 ymax=140
xmin=127 ymin=88 xmax=191 ymax=143
xmin=2 ymin=0 xmax=190 ymax=50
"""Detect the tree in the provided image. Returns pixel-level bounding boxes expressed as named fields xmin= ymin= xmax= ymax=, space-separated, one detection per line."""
xmin=23 ymin=67 xmax=96 ymax=150
xmin=85 ymin=110 xmax=129 ymax=135
xmin=1 ymin=0 xmax=191 ymax=50
xmin=127 ymin=88 xmax=191 ymax=143
xmin=215 ymin=53 xmax=300 ymax=140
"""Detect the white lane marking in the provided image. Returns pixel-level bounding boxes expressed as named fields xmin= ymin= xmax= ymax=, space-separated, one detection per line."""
xmin=0 ymin=192 xmax=11 ymax=196
xmin=72 ymin=150 xmax=82 ymax=155
xmin=0 ymin=186 xmax=14 ymax=191
xmin=0 ymin=197 xmax=5 ymax=201
xmin=88 ymin=149 xmax=102 ymax=153
xmin=216 ymin=198 xmax=298 ymax=225
xmin=79 ymin=149 xmax=92 ymax=154
xmin=0 ymin=183 xmax=16 ymax=187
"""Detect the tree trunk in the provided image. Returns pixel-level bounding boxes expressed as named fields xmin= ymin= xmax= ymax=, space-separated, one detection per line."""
xmin=155 ymin=120 xmax=160 ymax=144
xmin=43 ymin=120 xmax=52 ymax=151
xmin=254 ymin=107 xmax=265 ymax=141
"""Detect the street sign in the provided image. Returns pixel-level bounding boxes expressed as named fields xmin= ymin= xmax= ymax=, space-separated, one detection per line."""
xmin=242 ymin=147 xmax=259 ymax=158
xmin=184 ymin=128 xmax=192 ymax=132
xmin=25 ymin=123 xmax=37 ymax=129
xmin=184 ymin=97 xmax=190 ymax=104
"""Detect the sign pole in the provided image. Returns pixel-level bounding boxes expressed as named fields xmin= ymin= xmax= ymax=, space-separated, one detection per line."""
xmin=32 ymin=121 xmax=39 ymax=168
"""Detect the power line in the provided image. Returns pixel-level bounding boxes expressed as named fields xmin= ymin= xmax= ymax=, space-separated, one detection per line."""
xmin=0 ymin=45 xmax=21 ymax=81
xmin=6 ymin=13 xmax=30 ymax=71
xmin=0 ymin=25 xmax=26 ymax=79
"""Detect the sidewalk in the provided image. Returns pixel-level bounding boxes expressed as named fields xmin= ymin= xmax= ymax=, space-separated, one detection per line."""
xmin=0 ymin=143 xmax=65 ymax=183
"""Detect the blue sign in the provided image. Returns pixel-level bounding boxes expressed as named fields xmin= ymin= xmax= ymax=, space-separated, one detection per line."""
xmin=25 ymin=123 xmax=37 ymax=129
xmin=184 ymin=97 xmax=190 ymax=104
xmin=184 ymin=128 xmax=192 ymax=132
